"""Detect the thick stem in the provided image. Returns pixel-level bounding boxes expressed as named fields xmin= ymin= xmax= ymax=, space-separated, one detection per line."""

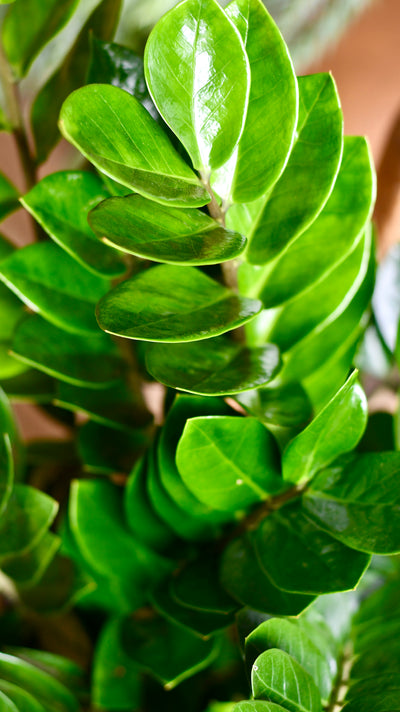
xmin=326 ymin=643 xmax=353 ymax=712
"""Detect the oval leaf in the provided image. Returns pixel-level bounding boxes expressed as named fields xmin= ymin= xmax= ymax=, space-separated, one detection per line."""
xmin=252 ymin=649 xmax=322 ymax=712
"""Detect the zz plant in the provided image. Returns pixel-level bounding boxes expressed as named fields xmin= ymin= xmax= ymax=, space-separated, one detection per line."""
xmin=0 ymin=0 xmax=397 ymax=711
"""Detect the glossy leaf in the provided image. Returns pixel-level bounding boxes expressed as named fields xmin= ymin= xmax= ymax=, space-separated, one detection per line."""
xmin=233 ymin=703 xmax=284 ymax=712
xmin=239 ymin=72 xmax=342 ymax=262
xmin=254 ymin=502 xmax=370 ymax=595
xmin=176 ymin=415 xmax=283 ymax=512
xmin=96 ymin=265 xmax=262 ymax=342
xmin=215 ymin=0 xmax=297 ymax=203
xmin=2 ymin=0 xmax=78 ymax=78
xmin=303 ymin=451 xmax=400 ymax=554
xmin=11 ymin=314 xmax=122 ymax=388
xmin=235 ymin=383 xmax=311 ymax=430
xmin=246 ymin=619 xmax=335 ymax=702
xmin=144 ymin=0 xmax=250 ymax=171
xmin=0 ymin=484 xmax=58 ymax=563
xmin=89 ymin=194 xmax=246 ymax=265
xmin=21 ymin=172 xmax=125 ymax=277
xmin=146 ymin=337 xmax=280 ymax=395
xmin=0 ymin=172 xmax=19 ymax=220
xmin=220 ymin=535 xmax=315 ymax=615
xmin=282 ymin=372 xmax=367 ymax=485
xmin=121 ymin=615 xmax=219 ymax=688
xmin=31 ymin=0 xmax=122 ymax=163
xmin=79 ymin=421 xmax=148 ymax=476
xmin=59 ymin=84 xmax=210 ymax=207
xmin=0 ymin=654 xmax=78 ymax=712
xmin=0 ymin=242 xmax=110 ymax=335
xmin=92 ymin=618 xmax=141 ymax=711
xmin=252 ymin=649 xmax=322 ymax=712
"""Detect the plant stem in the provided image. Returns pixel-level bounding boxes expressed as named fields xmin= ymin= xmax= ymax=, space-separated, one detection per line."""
xmin=326 ymin=643 xmax=353 ymax=712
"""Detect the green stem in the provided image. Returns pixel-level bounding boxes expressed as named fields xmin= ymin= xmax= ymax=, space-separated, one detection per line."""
xmin=326 ymin=643 xmax=354 ymax=712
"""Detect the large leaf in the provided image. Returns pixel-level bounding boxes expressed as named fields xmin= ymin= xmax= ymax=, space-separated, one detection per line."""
xmin=31 ymin=0 xmax=122 ymax=163
xmin=0 ymin=654 xmax=78 ymax=712
xmin=0 ymin=242 xmax=109 ymax=335
xmin=89 ymin=194 xmax=246 ymax=265
xmin=0 ymin=484 xmax=58 ymax=563
xmin=146 ymin=337 xmax=280 ymax=395
xmin=59 ymin=84 xmax=210 ymax=208
xmin=282 ymin=372 xmax=367 ymax=485
xmin=144 ymin=0 xmax=250 ymax=172
xmin=21 ymin=172 xmax=125 ymax=277
xmin=96 ymin=265 xmax=262 ymax=342
xmin=176 ymin=415 xmax=283 ymax=512
xmin=253 ymin=502 xmax=370 ymax=595
xmin=235 ymin=72 xmax=342 ymax=263
xmin=92 ymin=618 xmax=141 ymax=711
xmin=303 ymin=452 xmax=400 ymax=554
xmin=213 ymin=0 xmax=297 ymax=203
xmin=2 ymin=0 xmax=78 ymax=78
xmin=11 ymin=314 xmax=122 ymax=388
xmin=220 ymin=534 xmax=315 ymax=616
xmin=251 ymin=649 xmax=322 ymax=712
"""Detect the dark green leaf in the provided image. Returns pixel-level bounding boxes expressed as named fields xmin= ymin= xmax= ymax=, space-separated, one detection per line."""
xmin=0 ymin=172 xmax=19 ymax=220
xmin=2 ymin=369 xmax=55 ymax=404
xmin=31 ymin=0 xmax=122 ymax=163
xmin=78 ymin=421 xmax=149 ymax=475
xmin=282 ymin=372 xmax=367 ymax=485
xmin=237 ymin=72 xmax=342 ymax=262
xmin=21 ymin=172 xmax=125 ymax=277
xmin=254 ymin=502 xmax=370 ymax=595
xmin=0 ymin=654 xmax=78 ymax=712
xmin=214 ymin=0 xmax=297 ymax=203
xmin=144 ymin=0 xmax=250 ymax=171
xmin=0 ymin=484 xmax=58 ymax=563
xmin=0 ymin=242 xmax=110 ymax=335
xmin=11 ymin=314 xmax=122 ymax=388
xmin=59 ymin=84 xmax=210 ymax=207
xmin=220 ymin=535 xmax=315 ymax=615
xmin=88 ymin=37 xmax=153 ymax=108
xmin=176 ymin=415 xmax=283 ymax=512
xmin=2 ymin=0 xmax=78 ymax=78
xmin=2 ymin=531 xmax=60 ymax=588
xmin=0 ymin=681 xmax=46 ymax=712
xmin=303 ymin=451 xmax=400 ymax=554
xmin=96 ymin=265 xmax=262 ymax=342
xmin=146 ymin=337 xmax=280 ymax=395
xmin=171 ymin=556 xmax=238 ymax=614
xmin=252 ymin=649 xmax=322 ymax=712
xmin=89 ymin=194 xmax=246 ymax=265
xmin=235 ymin=383 xmax=312 ymax=430
xmin=92 ymin=618 xmax=142 ymax=711
xmin=121 ymin=615 xmax=219 ymax=688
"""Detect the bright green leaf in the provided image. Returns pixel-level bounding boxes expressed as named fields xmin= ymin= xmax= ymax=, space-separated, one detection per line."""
xmin=0 ymin=681 xmax=46 ymax=712
xmin=252 ymin=649 xmax=322 ymax=712
xmin=0 ymin=654 xmax=78 ymax=712
xmin=59 ymin=84 xmax=210 ymax=207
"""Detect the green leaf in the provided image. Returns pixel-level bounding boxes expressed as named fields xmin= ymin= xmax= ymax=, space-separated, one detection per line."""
xmin=282 ymin=372 xmax=367 ymax=485
xmin=96 ymin=265 xmax=262 ymax=342
xmin=31 ymin=0 xmax=122 ymax=163
xmin=11 ymin=314 xmax=123 ymax=389
xmin=171 ymin=556 xmax=238 ymax=615
xmin=0 ymin=691 xmax=18 ymax=712
xmin=21 ymin=172 xmax=125 ymax=277
xmin=2 ymin=0 xmax=78 ymax=78
xmin=176 ymin=415 xmax=283 ymax=512
xmin=238 ymin=72 xmax=342 ymax=262
xmin=214 ymin=0 xmax=297 ymax=203
xmin=2 ymin=531 xmax=60 ymax=588
xmin=87 ymin=38 xmax=153 ymax=107
xmin=144 ymin=0 xmax=250 ymax=172
xmin=254 ymin=502 xmax=370 ymax=595
xmin=246 ymin=618 xmax=335 ymax=702
xmin=121 ymin=615 xmax=219 ymax=688
xmin=0 ymin=681 xmax=46 ymax=712
xmin=0 ymin=654 xmax=79 ymax=712
xmin=0 ymin=241 xmax=110 ymax=335
xmin=0 ymin=236 xmax=29 ymax=380
xmin=0 ymin=433 xmax=13 ymax=519
xmin=235 ymin=383 xmax=312 ymax=430
xmin=92 ymin=618 xmax=142 ymax=711
xmin=146 ymin=337 xmax=281 ymax=395
xmin=6 ymin=649 xmax=85 ymax=698
xmin=303 ymin=452 xmax=400 ymax=554
xmin=89 ymin=194 xmax=246 ymax=265
xmin=220 ymin=534 xmax=315 ymax=615
xmin=2 ymin=369 xmax=55 ymax=404
xmin=78 ymin=421 xmax=149 ymax=476
xmin=0 ymin=172 xmax=19 ymax=220
xmin=252 ymin=649 xmax=322 ymax=712
xmin=233 ymin=703 xmax=285 ymax=712
xmin=0 ymin=484 xmax=58 ymax=563
xmin=59 ymin=84 xmax=210 ymax=208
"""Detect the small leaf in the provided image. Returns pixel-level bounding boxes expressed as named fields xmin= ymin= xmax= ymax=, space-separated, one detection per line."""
xmin=96 ymin=265 xmax=262 ymax=342
xmin=0 ymin=242 xmax=110 ymax=335
xmin=235 ymin=383 xmax=312 ymax=430
xmin=59 ymin=84 xmax=210 ymax=208
xmin=3 ymin=531 xmax=60 ymax=588
xmin=0 ymin=484 xmax=58 ymax=563
xmin=254 ymin=502 xmax=370 ymax=595
xmin=251 ymin=649 xmax=322 ymax=712
xmin=176 ymin=415 xmax=283 ymax=512
xmin=89 ymin=194 xmax=246 ymax=265
xmin=0 ymin=172 xmax=19 ymax=220
xmin=146 ymin=337 xmax=280 ymax=395
xmin=144 ymin=0 xmax=250 ymax=171
xmin=2 ymin=0 xmax=78 ymax=78
xmin=303 ymin=451 xmax=400 ymax=554
xmin=282 ymin=371 xmax=367 ymax=485
xmin=21 ymin=172 xmax=125 ymax=277
xmin=92 ymin=618 xmax=141 ymax=711
xmin=215 ymin=0 xmax=297 ymax=203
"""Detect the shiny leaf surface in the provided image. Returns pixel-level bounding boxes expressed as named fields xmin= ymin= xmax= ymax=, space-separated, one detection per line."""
xmin=252 ymin=649 xmax=322 ymax=712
